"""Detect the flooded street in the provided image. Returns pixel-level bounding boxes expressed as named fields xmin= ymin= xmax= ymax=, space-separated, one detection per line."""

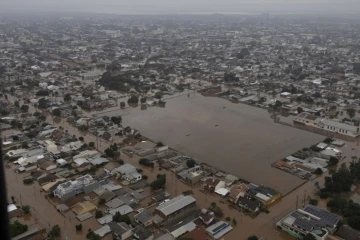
xmin=98 ymin=93 xmax=324 ymax=194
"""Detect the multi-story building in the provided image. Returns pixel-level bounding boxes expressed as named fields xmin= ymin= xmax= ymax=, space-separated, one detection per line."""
xmin=53 ymin=174 xmax=99 ymax=201
xmin=276 ymin=205 xmax=341 ymax=240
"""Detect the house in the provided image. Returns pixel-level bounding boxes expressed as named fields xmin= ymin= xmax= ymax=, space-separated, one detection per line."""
xmin=228 ymin=183 xmax=250 ymax=203
xmin=238 ymin=197 xmax=260 ymax=213
xmin=105 ymin=197 xmax=124 ymax=209
xmin=199 ymin=209 xmax=215 ymax=225
xmin=276 ymin=205 xmax=341 ymax=240
xmin=203 ymin=178 xmax=225 ymax=192
xmin=249 ymin=185 xmax=282 ymax=206
xmin=155 ymin=195 xmax=196 ymax=223
xmin=205 ymin=221 xmax=233 ymax=239
xmin=97 ymin=214 xmax=114 ymax=225
xmin=321 ymin=147 xmax=342 ymax=157
xmin=72 ymin=201 xmax=97 ymax=215
xmin=94 ymin=225 xmax=112 ymax=238
xmin=108 ymin=205 xmax=133 ymax=216
xmin=178 ymin=165 xmax=205 ymax=184
xmin=53 ymin=174 xmax=99 ymax=201
xmin=336 ymin=225 xmax=360 ymax=240
xmin=108 ymin=222 xmax=132 ymax=240
xmin=112 ymin=163 xmax=142 ymax=183
xmin=134 ymin=210 xmax=153 ymax=227
xmin=133 ymin=225 xmax=154 ymax=240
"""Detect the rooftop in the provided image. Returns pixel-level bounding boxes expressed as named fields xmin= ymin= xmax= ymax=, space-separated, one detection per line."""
xmin=155 ymin=195 xmax=196 ymax=216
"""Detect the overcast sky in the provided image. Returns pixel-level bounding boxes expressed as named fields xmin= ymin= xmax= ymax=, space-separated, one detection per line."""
xmin=1 ymin=0 xmax=360 ymax=14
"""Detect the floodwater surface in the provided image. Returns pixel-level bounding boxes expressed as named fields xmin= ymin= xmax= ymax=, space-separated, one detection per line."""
xmin=99 ymin=93 xmax=324 ymax=194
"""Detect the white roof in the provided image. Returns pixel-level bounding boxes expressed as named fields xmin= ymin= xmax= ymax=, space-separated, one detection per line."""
xmin=56 ymin=159 xmax=67 ymax=165
xmin=280 ymin=92 xmax=291 ymax=96
xmin=215 ymin=188 xmax=229 ymax=196
xmin=74 ymin=158 xmax=89 ymax=166
xmin=109 ymin=205 xmax=133 ymax=216
xmin=7 ymin=204 xmax=17 ymax=212
xmin=94 ymin=225 xmax=111 ymax=237
xmin=255 ymin=193 xmax=271 ymax=201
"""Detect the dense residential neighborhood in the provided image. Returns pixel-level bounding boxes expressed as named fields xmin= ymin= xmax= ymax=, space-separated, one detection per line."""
xmin=1 ymin=12 xmax=360 ymax=240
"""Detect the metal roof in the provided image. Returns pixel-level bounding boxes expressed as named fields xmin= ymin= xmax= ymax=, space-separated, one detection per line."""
xmin=156 ymin=195 xmax=196 ymax=216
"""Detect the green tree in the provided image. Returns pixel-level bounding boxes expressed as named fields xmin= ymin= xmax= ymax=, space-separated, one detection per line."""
xmin=128 ymin=95 xmax=139 ymax=104
xmin=9 ymin=221 xmax=28 ymax=237
xmin=111 ymin=116 xmax=122 ymax=125
xmin=52 ymin=108 xmax=61 ymax=117
xmin=20 ymin=105 xmax=29 ymax=112
xmin=95 ymin=210 xmax=103 ymax=219
xmin=14 ymin=101 xmax=20 ymax=108
xmin=75 ymin=224 xmax=83 ymax=231
xmin=21 ymin=205 xmax=31 ymax=214
xmin=48 ymin=225 xmax=61 ymax=239
xmin=140 ymin=97 xmax=147 ymax=103
xmin=186 ymin=159 xmax=196 ymax=168
xmin=348 ymin=216 xmax=360 ymax=231
xmin=303 ymin=233 xmax=316 ymax=240
xmin=112 ymin=212 xmax=131 ymax=224
xmin=89 ymin=142 xmax=95 ymax=148
xmin=38 ymin=97 xmax=48 ymax=109
xmin=297 ymin=107 xmax=303 ymax=114
xmin=86 ymin=231 xmax=101 ymax=240
xmin=64 ymin=93 xmax=71 ymax=101
xmin=150 ymin=174 xmax=166 ymax=190
xmin=314 ymin=168 xmax=323 ymax=175
xmin=104 ymin=148 xmax=114 ymax=158
xmin=247 ymin=236 xmax=258 ymax=240
xmin=98 ymin=198 xmax=106 ymax=205
xmin=328 ymin=157 xmax=339 ymax=166
xmin=347 ymin=108 xmax=356 ymax=118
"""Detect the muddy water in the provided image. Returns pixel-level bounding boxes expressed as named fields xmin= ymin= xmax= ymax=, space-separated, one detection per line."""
xmin=98 ymin=93 xmax=323 ymax=194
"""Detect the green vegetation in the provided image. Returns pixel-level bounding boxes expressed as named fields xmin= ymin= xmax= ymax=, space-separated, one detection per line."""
xmin=98 ymin=198 xmax=106 ymax=205
xmin=64 ymin=93 xmax=71 ymax=101
xmin=156 ymin=141 xmax=164 ymax=147
xmin=95 ymin=210 xmax=103 ymax=219
xmin=128 ymin=95 xmax=139 ymax=104
xmin=297 ymin=107 xmax=303 ymax=114
xmin=48 ymin=225 xmax=61 ymax=239
xmin=23 ymin=178 xmax=33 ymax=185
xmin=75 ymin=224 xmax=83 ymax=231
xmin=304 ymin=233 xmax=316 ymax=240
xmin=139 ymin=158 xmax=154 ymax=168
xmin=111 ymin=116 xmax=122 ymax=125
xmin=20 ymin=105 xmax=29 ymax=112
xmin=327 ymin=198 xmax=360 ymax=230
xmin=209 ymin=202 xmax=224 ymax=218
xmin=112 ymin=212 xmax=131 ymax=224
xmin=78 ymin=125 xmax=89 ymax=131
xmin=140 ymin=97 xmax=147 ymax=104
xmin=232 ymin=218 xmax=237 ymax=226
xmin=309 ymin=198 xmax=318 ymax=206
xmin=247 ymin=236 xmax=258 ymax=240
xmin=10 ymin=221 xmax=28 ymax=237
xmin=150 ymin=174 xmax=166 ymax=190
xmin=324 ymin=138 xmax=333 ymax=144
xmin=86 ymin=231 xmax=101 ymax=240
xmin=89 ymin=142 xmax=95 ymax=148
xmin=225 ymin=217 xmax=231 ymax=221
xmin=314 ymin=168 xmax=323 ymax=175
xmin=182 ymin=190 xmax=194 ymax=196
xmin=328 ymin=156 xmax=339 ymax=166
xmin=186 ymin=159 xmax=196 ymax=168
xmin=347 ymin=108 xmax=356 ymax=118
xmin=21 ymin=205 xmax=31 ymax=214
xmin=37 ymin=97 xmax=49 ymax=109
xmin=52 ymin=108 xmax=61 ymax=117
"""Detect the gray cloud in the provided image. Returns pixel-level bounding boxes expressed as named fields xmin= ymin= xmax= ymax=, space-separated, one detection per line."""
xmin=1 ymin=0 xmax=359 ymax=14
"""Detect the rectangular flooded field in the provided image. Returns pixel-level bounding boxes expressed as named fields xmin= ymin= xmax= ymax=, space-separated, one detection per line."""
xmin=99 ymin=93 xmax=324 ymax=194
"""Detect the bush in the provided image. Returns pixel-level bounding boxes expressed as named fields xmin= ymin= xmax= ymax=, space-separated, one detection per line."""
xmin=23 ymin=178 xmax=33 ymax=185
xmin=86 ymin=231 xmax=101 ymax=240
xmin=112 ymin=212 xmax=131 ymax=224
xmin=314 ymin=168 xmax=323 ymax=175
xmin=21 ymin=205 xmax=31 ymax=214
xmin=182 ymin=190 xmax=194 ymax=196
xmin=48 ymin=225 xmax=61 ymax=239
xmin=127 ymin=95 xmax=139 ymax=104
xmin=156 ymin=141 xmax=164 ymax=147
xmin=89 ymin=142 xmax=95 ymax=148
xmin=75 ymin=224 xmax=83 ymax=231
xmin=324 ymin=138 xmax=333 ymax=144
xmin=328 ymin=157 xmax=339 ymax=166
xmin=248 ymin=236 xmax=259 ymax=240
xmin=225 ymin=217 xmax=231 ymax=221
xmin=150 ymin=174 xmax=166 ymax=190
xmin=10 ymin=221 xmax=28 ymax=237
xmin=213 ymin=207 xmax=223 ymax=218
xmin=319 ymin=191 xmax=330 ymax=199
xmin=309 ymin=198 xmax=318 ymax=206
xmin=98 ymin=198 xmax=106 ymax=205
xmin=95 ymin=210 xmax=103 ymax=219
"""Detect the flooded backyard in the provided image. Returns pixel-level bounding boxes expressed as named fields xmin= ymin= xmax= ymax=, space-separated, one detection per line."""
xmin=98 ymin=93 xmax=324 ymax=194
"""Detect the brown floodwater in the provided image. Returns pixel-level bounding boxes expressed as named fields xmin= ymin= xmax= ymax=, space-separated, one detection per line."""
xmin=98 ymin=93 xmax=324 ymax=194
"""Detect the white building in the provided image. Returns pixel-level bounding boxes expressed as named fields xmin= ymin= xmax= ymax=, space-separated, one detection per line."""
xmin=53 ymin=174 xmax=99 ymax=201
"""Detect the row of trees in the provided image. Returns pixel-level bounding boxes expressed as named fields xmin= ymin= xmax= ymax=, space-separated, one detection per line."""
xmin=150 ymin=174 xmax=166 ymax=190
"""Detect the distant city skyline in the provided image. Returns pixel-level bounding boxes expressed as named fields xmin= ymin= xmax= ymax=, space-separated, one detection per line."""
xmin=1 ymin=0 xmax=360 ymax=15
